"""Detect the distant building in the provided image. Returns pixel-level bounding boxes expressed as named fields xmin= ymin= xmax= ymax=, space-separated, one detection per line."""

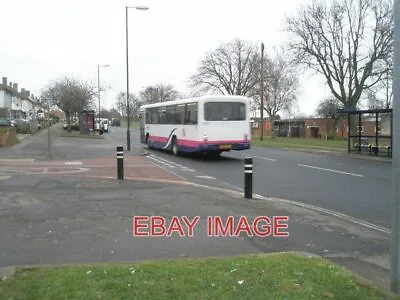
xmin=0 ymin=77 xmax=44 ymax=120
xmin=251 ymin=113 xmax=392 ymax=140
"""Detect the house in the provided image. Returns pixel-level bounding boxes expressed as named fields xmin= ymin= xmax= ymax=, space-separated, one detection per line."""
xmin=0 ymin=77 xmax=44 ymax=121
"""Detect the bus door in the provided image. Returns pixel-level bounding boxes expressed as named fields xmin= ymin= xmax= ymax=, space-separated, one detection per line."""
xmin=139 ymin=111 xmax=145 ymax=144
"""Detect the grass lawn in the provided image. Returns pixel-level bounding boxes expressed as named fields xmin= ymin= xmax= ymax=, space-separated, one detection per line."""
xmin=252 ymin=136 xmax=347 ymax=151
xmin=59 ymin=131 xmax=105 ymax=139
xmin=0 ymin=253 xmax=395 ymax=300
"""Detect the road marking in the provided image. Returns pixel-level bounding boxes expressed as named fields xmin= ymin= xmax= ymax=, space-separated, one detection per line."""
xmin=0 ymin=158 xmax=36 ymax=162
xmin=146 ymin=158 xmax=186 ymax=180
xmin=0 ymin=167 xmax=90 ymax=175
xmin=298 ymin=164 xmax=364 ymax=177
xmin=150 ymin=155 xmax=194 ymax=170
xmin=147 ymin=155 xmax=176 ymax=168
xmin=195 ymin=175 xmax=216 ymax=180
xmin=252 ymin=155 xmax=276 ymax=162
xmin=147 ymin=155 xmax=195 ymax=172
xmin=0 ymin=175 xmax=10 ymax=180
xmin=64 ymin=161 xmax=82 ymax=165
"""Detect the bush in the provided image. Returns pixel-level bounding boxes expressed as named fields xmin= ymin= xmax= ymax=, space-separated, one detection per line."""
xmin=326 ymin=134 xmax=335 ymax=140
xmin=16 ymin=123 xmax=32 ymax=134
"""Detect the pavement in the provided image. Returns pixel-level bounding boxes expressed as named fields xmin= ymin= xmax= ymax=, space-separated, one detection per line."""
xmin=0 ymin=124 xmax=395 ymax=295
xmin=0 ymin=174 xmax=392 ymax=292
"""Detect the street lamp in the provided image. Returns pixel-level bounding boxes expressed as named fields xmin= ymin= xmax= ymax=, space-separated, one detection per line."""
xmin=97 ymin=64 xmax=110 ymax=122
xmin=260 ymin=42 xmax=264 ymax=141
xmin=126 ymin=5 xmax=149 ymax=151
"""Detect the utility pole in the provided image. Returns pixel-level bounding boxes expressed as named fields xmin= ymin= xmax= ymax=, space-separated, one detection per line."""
xmin=47 ymin=106 xmax=51 ymax=157
xmin=391 ymin=0 xmax=400 ymax=294
xmin=126 ymin=6 xmax=131 ymax=151
xmin=260 ymin=42 xmax=264 ymax=141
xmin=98 ymin=64 xmax=100 ymax=121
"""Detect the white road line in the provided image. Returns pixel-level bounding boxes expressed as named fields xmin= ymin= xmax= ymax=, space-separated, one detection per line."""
xmin=147 ymin=155 xmax=176 ymax=168
xmin=252 ymin=155 xmax=277 ymax=162
xmin=148 ymin=154 xmax=195 ymax=172
xmin=146 ymin=157 xmax=186 ymax=180
xmin=64 ymin=161 xmax=82 ymax=165
xmin=298 ymin=164 xmax=364 ymax=177
xmin=0 ymin=158 xmax=36 ymax=162
xmin=195 ymin=175 xmax=216 ymax=180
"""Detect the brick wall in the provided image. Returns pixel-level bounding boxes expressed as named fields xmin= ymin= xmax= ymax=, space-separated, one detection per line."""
xmin=0 ymin=127 xmax=18 ymax=147
xmin=251 ymin=120 xmax=272 ymax=136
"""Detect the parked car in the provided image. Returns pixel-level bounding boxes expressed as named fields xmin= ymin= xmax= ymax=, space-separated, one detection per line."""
xmin=63 ymin=121 xmax=80 ymax=131
xmin=101 ymin=120 xmax=108 ymax=132
xmin=0 ymin=119 xmax=11 ymax=127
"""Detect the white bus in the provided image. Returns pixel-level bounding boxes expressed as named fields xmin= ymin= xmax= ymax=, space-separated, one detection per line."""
xmin=139 ymin=95 xmax=251 ymax=156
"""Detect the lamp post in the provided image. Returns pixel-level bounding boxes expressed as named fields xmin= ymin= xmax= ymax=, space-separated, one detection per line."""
xmin=391 ymin=0 xmax=400 ymax=293
xmin=260 ymin=42 xmax=264 ymax=141
xmin=97 ymin=64 xmax=109 ymax=122
xmin=126 ymin=5 xmax=149 ymax=151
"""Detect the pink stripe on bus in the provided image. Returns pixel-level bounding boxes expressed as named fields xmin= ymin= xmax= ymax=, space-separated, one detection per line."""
xmin=149 ymin=136 xmax=248 ymax=147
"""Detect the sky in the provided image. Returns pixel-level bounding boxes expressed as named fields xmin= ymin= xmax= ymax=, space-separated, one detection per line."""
xmin=0 ymin=0 xmax=331 ymax=116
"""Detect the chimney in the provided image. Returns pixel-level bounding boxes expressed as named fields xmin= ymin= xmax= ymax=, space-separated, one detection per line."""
xmin=9 ymin=82 xmax=12 ymax=87
xmin=2 ymin=77 xmax=7 ymax=86
xmin=26 ymin=90 xmax=30 ymax=97
xmin=22 ymin=88 xmax=28 ymax=99
xmin=13 ymin=83 xmax=18 ymax=92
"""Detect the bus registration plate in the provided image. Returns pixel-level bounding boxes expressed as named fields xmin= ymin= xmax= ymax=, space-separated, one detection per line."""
xmin=219 ymin=144 xmax=232 ymax=150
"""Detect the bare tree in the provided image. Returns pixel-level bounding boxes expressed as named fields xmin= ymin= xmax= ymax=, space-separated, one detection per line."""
xmin=285 ymin=0 xmax=393 ymax=108
xmin=42 ymin=77 xmax=96 ymax=131
xmin=116 ymin=92 xmax=143 ymax=121
xmin=366 ymin=57 xmax=393 ymax=109
xmin=110 ymin=108 xmax=122 ymax=119
xmin=189 ymin=39 xmax=260 ymax=96
xmin=251 ymin=47 xmax=299 ymax=121
xmin=139 ymin=83 xmax=180 ymax=104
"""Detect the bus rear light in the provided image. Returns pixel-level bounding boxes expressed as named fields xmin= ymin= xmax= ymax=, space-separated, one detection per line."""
xmin=244 ymin=133 xmax=248 ymax=140
xmin=203 ymin=134 xmax=208 ymax=141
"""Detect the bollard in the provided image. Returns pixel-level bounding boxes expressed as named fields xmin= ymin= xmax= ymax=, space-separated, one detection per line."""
xmin=117 ymin=145 xmax=124 ymax=180
xmin=244 ymin=157 xmax=253 ymax=199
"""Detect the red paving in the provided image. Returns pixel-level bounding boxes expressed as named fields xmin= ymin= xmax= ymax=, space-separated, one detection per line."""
xmin=0 ymin=156 xmax=183 ymax=181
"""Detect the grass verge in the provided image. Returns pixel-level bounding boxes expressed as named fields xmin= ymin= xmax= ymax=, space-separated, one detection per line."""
xmin=252 ymin=136 xmax=347 ymax=151
xmin=0 ymin=253 xmax=396 ymax=300
xmin=59 ymin=131 xmax=105 ymax=139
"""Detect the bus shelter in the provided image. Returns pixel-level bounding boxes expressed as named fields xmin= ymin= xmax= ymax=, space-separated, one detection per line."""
xmin=337 ymin=108 xmax=392 ymax=157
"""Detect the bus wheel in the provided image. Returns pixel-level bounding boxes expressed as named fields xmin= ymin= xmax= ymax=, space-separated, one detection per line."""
xmin=172 ymin=138 xmax=179 ymax=156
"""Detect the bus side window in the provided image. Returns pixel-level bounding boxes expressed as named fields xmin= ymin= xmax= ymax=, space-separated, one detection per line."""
xmin=151 ymin=108 xmax=159 ymax=124
xmin=166 ymin=105 xmax=176 ymax=124
xmin=185 ymin=103 xmax=197 ymax=124
xmin=176 ymin=104 xmax=185 ymax=124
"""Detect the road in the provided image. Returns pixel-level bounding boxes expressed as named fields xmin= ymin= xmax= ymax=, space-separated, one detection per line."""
xmin=110 ymin=127 xmax=392 ymax=230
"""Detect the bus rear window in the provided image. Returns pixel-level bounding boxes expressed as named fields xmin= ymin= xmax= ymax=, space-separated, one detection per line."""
xmin=204 ymin=102 xmax=246 ymax=121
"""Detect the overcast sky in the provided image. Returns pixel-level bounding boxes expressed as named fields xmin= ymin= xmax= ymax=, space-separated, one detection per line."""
xmin=0 ymin=0 xmax=330 ymax=116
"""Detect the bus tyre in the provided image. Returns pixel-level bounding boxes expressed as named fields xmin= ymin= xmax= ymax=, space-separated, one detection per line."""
xmin=172 ymin=138 xmax=179 ymax=156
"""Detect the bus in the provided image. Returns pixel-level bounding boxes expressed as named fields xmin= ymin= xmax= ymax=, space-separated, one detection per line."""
xmin=139 ymin=95 xmax=251 ymax=156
